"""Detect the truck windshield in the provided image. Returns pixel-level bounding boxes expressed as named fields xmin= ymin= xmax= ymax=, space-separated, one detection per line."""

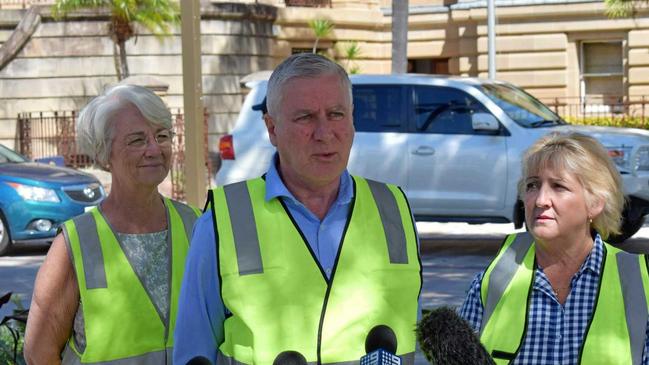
xmin=479 ymin=83 xmax=566 ymax=128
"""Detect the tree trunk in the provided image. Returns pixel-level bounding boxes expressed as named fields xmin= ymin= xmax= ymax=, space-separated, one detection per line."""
xmin=392 ymin=0 xmax=408 ymax=74
xmin=113 ymin=42 xmax=122 ymax=80
xmin=312 ymin=38 xmax=319 ymax=53
xmin=118 ymin=39 xmax=129 ymax=80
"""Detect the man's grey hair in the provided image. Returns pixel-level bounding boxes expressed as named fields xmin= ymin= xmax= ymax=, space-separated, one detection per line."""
xmin=266 ymin=53 xmax=352 ymax=117
xmin=76 ymin=84 xmax=172 ymax=169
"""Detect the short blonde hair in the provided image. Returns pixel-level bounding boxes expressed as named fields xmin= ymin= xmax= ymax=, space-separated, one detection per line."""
xmin=518 ymin=132 xmax=624 ymax=239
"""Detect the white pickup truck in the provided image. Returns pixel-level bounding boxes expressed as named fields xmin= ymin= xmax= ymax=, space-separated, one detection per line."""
xmin=216 ymin=73 xmax=649 ymax=243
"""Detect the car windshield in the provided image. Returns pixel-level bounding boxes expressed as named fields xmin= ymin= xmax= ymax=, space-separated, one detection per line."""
xmin=479 ymin=83 xmax=566 ymax=128
xmin=0 ymin=144 xmax=28 ymax=163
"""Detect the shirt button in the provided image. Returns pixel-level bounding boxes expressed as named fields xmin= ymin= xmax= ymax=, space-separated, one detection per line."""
xmin=557 ymin=334 xmax=562 ymax=340
xmin=326 ymin=268 xmax=332 ymax=275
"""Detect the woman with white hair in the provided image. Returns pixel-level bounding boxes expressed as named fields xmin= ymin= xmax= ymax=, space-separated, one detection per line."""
xmin=460 ymin=132 xmax=649 ymax=364
xmin=24 ymin=84 xmax=201 ymax=364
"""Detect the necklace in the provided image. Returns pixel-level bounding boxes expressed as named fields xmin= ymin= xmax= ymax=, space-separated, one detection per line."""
xmin=552 ymin=285 xmax=571 ymax=297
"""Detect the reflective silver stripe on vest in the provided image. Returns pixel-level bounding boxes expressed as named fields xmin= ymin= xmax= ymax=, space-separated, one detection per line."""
xmin=365 ymin=179 xmax=408 ymax=264
xmin=71 ymin=213 xmax=107 ymax=289
xmin=169 ymin=199 xmax=198 ymax=243
xmin=216 ymin=350 xmax=415 ymax=365
xmin=223 ymin=182 xmax=263 ymax=275
xmin=616 ymin=251 xmax=648 ymax=365
xmin=61 ymin=343 xmax=171 ymax=365
xmin=480 ymin=233 xmax=534 ymax=334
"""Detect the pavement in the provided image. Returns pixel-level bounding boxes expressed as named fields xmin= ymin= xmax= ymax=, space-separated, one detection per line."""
xmin=416 ymin=221 xmax=649 ymax=254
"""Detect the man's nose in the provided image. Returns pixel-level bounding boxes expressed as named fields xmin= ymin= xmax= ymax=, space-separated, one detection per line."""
xmin=313 ymin=113 xmax=334 ymax=140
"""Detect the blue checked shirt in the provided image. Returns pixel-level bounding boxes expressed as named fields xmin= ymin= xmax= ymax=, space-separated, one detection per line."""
xmin=459 ymin=235 xmax=649 ymax=364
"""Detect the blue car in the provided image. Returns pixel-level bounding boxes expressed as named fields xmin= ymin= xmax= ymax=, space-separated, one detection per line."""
xmin=0 ymin=144 xmax=105 ymax=255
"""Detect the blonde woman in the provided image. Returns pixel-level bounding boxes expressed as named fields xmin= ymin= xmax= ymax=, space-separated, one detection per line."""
xmin=460 ymin=132 xmax=649 ymax=364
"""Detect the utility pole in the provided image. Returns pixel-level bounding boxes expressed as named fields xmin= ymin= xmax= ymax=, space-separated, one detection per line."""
xmin=180 ymin=0 xmax=206 ymax=207
xmin=392 ymin=0 xmax=409 ymax=74
xmin=488 ymin=0 xmax=496 ymax=79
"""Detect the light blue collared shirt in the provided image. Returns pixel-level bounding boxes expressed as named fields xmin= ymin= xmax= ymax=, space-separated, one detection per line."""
xmin=173 ymin=157 xmax=355 ymax=365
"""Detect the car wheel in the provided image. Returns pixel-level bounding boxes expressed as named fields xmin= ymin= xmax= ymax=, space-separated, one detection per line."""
xmin=607 ymin=210 xmax=645 ymax=245
xmin=0 ymin=213 xmax=11 ymax=256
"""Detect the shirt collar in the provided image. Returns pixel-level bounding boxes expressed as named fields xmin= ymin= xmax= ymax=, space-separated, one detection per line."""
xmin=581 ymin=233 xmax=604 ymax=275
xmin=264 ymin=153 xmax=354 ymax=206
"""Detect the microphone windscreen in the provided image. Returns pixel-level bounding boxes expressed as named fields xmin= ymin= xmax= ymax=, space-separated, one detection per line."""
xmin=416 ymin=306 xmax=495 ymax=365
xmin=186 ymin=356 xmax=213 ymax=365
xmin=273 ymin=350 xmax=308 ymax=365
xmin=365 ymin=325 xmax=398 ymax=354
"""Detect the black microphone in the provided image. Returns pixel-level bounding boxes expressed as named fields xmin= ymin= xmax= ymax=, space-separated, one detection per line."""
xmin=273 ymin=350 xmax=308 ymax=365
xmin=360 ymin=325 xmax=402 ymax=365
xmin=416 ymin=306 xmax=495 ymax=365
xmin=186 ymin=356 xmax=213 ymax=365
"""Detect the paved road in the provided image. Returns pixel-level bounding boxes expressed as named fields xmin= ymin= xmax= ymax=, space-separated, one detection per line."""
xmin=2 ymin=222 xmax=649 ymax=363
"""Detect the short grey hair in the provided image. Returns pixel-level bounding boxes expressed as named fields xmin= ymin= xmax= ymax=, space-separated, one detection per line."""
xmin=518 ymin=132 xmax=624 ymax=239
xmin=76 ymin=84 xmax=172 ymax=168
xmin=266 ymin=53 xmax=352 ymax=117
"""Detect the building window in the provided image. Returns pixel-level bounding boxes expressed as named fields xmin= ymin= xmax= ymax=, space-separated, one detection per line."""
xmin=580 ymin=41 xmax=624 ymax=113
xmin=408 ymin=58 xmax=450 ymax=75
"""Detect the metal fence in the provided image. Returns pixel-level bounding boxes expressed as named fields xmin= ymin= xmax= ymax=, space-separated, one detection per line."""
xmin=15 ymin=97 xmax=649 ymax=198
xmin=16 ymin=110 xmax=215 ymax=201
xmin=540 ymin=96 xmax=649 ymax=128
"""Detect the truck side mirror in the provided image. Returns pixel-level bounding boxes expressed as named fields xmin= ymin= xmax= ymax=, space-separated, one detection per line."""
xmin=472 ymin=112 xmax=500 ymax=132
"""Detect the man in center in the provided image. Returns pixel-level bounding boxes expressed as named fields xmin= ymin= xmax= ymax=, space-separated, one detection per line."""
xmin=174 ymin=53 xmax=421 ymax=364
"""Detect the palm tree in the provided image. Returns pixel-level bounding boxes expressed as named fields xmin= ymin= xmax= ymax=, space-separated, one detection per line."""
xmin=604 ymin=0 xmax=648 ymax=18
xmin=53 ymin=0 xmax=180 ymax=80
xmin=342 ymin=41 xmax=361 ymax=74
xmin=308 ymin=19 xmax=334 ymax=54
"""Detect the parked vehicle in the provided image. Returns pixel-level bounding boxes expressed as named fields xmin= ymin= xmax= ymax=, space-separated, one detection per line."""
xmin=216 ymin=73 xmax=649 ymax=243
xmin=0 ymin=144 xmax=105 ymax=255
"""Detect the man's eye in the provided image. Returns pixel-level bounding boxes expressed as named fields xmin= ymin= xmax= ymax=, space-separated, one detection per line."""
xmin=295 ymin=114 xmax=311 ymax=122
xmin=330 ymin=112 xmax=345 ymax=120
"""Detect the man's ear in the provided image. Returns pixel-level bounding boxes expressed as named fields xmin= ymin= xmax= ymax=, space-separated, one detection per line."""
xmin=264 ymin=114 xmax=278 ymax=147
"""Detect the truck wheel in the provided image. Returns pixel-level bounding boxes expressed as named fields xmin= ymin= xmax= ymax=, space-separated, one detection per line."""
xmin=607 ymin=211 xmax=645 ymax=244
xmin=0 ymin=213 xmax=12 ymax=256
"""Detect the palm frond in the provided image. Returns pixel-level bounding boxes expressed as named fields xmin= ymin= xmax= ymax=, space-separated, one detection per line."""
xmin=604 ymin=0 xmax=645 ymax=18
xmin=52 ymin=0 xmax=107 ymax=19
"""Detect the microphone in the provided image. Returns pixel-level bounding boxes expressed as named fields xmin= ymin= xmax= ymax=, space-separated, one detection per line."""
xmin=186 ymin=356 xmax=213 ymax=365
xmin=360 ymin=325 xmax=402 ymax=365
xmin=416 ymin=306 xmax=495 ymax=365
xmin=273 ymin=350 xmax=308 ymax=365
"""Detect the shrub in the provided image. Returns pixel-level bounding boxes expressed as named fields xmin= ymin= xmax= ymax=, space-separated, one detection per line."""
xmin=564 ymin=116 xmax=649 ymax=130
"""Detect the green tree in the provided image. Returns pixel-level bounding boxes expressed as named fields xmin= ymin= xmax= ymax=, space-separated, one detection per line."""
xmin=308 ymin=18 xmax=334 ymax=54
xmin=604 ymin=0 xmax=649 ymax=18
xmin=342 ymin=41 xmax=361 ymax=74
xmin=52 ymin=0 xmax=180 ymax=80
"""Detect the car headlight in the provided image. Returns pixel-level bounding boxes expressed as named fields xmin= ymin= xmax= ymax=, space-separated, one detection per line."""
xmin=7 ymin=182 xmax=60 ymax=203
xmin=607 ymin=145 xmax=633 ymax=171
xmin=634 ymin=146 xmax=649 ymax=172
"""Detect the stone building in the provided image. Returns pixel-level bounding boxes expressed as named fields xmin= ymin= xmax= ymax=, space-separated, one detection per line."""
xmin=0 ymin=0 xmax=647 ymax=153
